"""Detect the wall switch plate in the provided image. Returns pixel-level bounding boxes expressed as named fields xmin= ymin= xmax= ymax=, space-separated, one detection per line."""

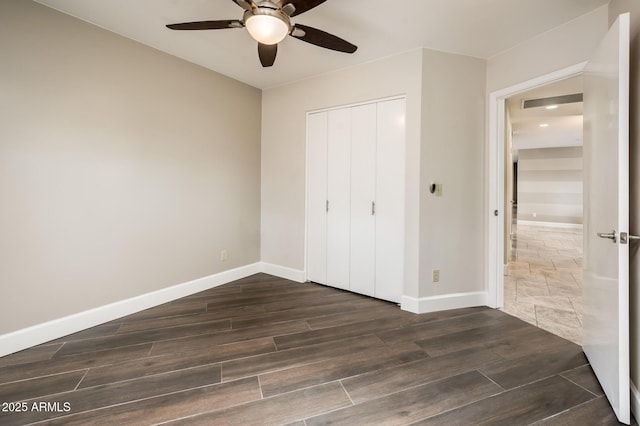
xmin=432 ymin=269 xmax=440 ymax=282
xmin=221 ymin=249 xmax=228 ymax=261
xmin=435 ymin=184 xmax=443 ymax=197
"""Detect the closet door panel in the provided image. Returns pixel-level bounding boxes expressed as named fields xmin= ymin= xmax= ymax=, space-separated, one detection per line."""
xmin=375 ymin=98 xmax=406 ymax=302
xmin=326 ymin=108 xmax=351 ymax=290
xmin=349 ymin=104 xmax=377 ymax=297
xmin=306 ymin=112 xmax=328 ymax=284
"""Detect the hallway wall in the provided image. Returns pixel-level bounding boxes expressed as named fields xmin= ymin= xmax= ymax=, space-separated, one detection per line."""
xmin=517 ymin=147 xmax=583 ymax=226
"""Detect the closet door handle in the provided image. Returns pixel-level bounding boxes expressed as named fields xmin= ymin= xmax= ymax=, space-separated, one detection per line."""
xmin=372 ymin=201 xmax=375 ymax=215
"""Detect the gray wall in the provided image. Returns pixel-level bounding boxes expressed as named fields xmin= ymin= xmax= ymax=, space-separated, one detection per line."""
xmin=517 ymin=147 xmax=583 ymax=225
xmin=0 ymin=0 xmax=262 ymax=335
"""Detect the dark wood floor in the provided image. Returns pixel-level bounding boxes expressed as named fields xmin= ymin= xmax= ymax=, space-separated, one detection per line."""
xmin=0 ymin=273 xmax=630 ymax=425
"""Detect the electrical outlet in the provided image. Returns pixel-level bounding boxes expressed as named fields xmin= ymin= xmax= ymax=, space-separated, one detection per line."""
xmin=432 ymin=269 xmax=440 ymax=282
xmin=220 ymin=249 xmax=228 ymax=261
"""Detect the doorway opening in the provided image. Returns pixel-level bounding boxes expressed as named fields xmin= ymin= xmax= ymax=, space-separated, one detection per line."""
xmin=501 ymin=77 xmax=584 ymax=345
xmin=486 ymin=64 xmax=587 ymax=341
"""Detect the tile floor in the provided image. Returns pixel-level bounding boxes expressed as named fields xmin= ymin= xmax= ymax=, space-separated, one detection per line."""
xmin=501 ymin=221 xmax=583 ymax=345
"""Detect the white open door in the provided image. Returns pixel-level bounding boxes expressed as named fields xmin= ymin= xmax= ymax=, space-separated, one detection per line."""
xmin=583 ymin=12 xmax=630 ymax=425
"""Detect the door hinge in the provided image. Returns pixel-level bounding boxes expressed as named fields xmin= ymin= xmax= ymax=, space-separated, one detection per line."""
xmin=326 ymin=200 xmax=329 ymax=212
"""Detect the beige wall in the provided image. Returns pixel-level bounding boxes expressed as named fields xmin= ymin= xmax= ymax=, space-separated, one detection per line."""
xmin=487 ymin=5 xmax=608 ymax=93
xmin=609 ymin=0 xmax=640 ymax=408
xmin=419 ymin=50 xmax=486 ymax=298
xmin=0 ymin=0 xmax=262 ymax=335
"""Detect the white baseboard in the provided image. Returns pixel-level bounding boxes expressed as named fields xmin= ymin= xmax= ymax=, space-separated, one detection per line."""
xmin=400 ymin=291 xmax=488 ymax=314
xmin=517 ymin=220 xmax=583 ymax=229
xmin=0 ymin=262 xmax=262 ymax=358
xmin=632 ymin=380 xmax=639 ymax=422
xmin=259 ymin=262 xmax=306 ymax=283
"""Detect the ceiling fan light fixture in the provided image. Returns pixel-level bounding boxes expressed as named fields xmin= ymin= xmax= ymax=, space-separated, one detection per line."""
xmin=245 ymin=10 xmax=290 ymax=45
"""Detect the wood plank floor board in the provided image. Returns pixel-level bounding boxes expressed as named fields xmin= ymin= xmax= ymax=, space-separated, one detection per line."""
xmin=147 ymin=319 xmax=310 ymax=356
xmin=164 ymin=382 xmax=352 ymax=426
xmin=260 ymin=294 xmax=351 ymax=313
xmin=0 ymin=343 xmax=63 ymax=368
xmin=1 ymin=364 xmax=223 ymax=425
xmin=116 ymin=305 xmax=267 ymax=334
xmin=0 ymin=370 xmax=86 ymax=404
xmin=341 ymin=346 xmax=504 ymax=404
xmin=259 ymin=342 xmax=426 ymax=398
xmin=0 ymin=344 xmax=154 ymax=386
xmin=205 ymin=286 xmax=336 ymax=311
xmin=0 ymin=274 xmax=625 ymax=425
xmin=78 ymin=338 xmax=274 ymax=389
xmin=115 ymin=301 xmax=208 ymax=323
xmin=559 ymin=364 xmax=605 ymax=396
xmin=37 ymin=377 xmax=262 ymax=426
xmin=305 ymin=303 xmax=411 ymax=330
xmin=375 ymin=309 xmax=509 ymax=346
xmin=230 ymin=299 xmax=360 ymax=330
xmin=483 ymin=324 xmax=578 ymax=360
xmin=306 ymin=371 xmax=501 ymax=426
xmin=478 ymin=344 xmax=589 ymax=390
xmin=53 ymin=319 xmax=232 ymax=357
xmin=530 ymin=396 xmax=628 ymax=425
xmin=221 ymin=334 xmax=386 ymax=382
xmin=413 ymin=375 xmax=596 ymax=426
xmin=46 ymin=323 xmax=123 ymax=344
xmin=238 ymin=282 xmax=335 ymax=296
xmin=414 ymin=315 xmax=532 ymax=357
xmin=402 ymin=306 xmax=489 ymax=326
xmin=262 ymin=290 xmax=381 ymax=313
xmin=273 ymin=316 xmax=407 ymax=350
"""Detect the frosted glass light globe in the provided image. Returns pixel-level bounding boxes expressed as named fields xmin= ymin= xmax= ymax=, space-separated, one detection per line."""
xmin=245 ymin=14 xmax=289 ymax=45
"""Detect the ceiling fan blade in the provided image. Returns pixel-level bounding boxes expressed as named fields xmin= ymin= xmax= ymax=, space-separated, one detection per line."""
xmin=278 ymin=0 xmax=327 ymax=17
xmin=258 ymin=43 xmax=277 ymax=67
xmin=231 ymin=0 xmax=254 ymax=10
xmin=166 ymin=20 xmax=243 ymax=31
xmin=290 ymin=24 xmax=357 ymax=53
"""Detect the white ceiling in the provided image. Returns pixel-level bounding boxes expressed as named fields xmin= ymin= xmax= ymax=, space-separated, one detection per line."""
xmin=507 ymin=76 xmax=584 ymax=158
xmin=34 ymin=0 xmax=609 ymax=89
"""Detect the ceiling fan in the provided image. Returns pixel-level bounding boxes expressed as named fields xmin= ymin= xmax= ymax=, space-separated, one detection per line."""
xmin=166 ymin=0 xmax=358 ymax=67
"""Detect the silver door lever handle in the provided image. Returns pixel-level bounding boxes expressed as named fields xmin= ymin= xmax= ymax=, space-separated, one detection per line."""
xmin=597 ymin=230 xmax=617 ymax=243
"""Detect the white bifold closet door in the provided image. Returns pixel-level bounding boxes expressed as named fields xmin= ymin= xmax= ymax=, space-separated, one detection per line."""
xmin=326 ymin=108 xmax=351 ymax=291
xmin=349 ymin=103 xmax=377 ymax=297
xmin=306 ymin=97 xmax=405 ymax=303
